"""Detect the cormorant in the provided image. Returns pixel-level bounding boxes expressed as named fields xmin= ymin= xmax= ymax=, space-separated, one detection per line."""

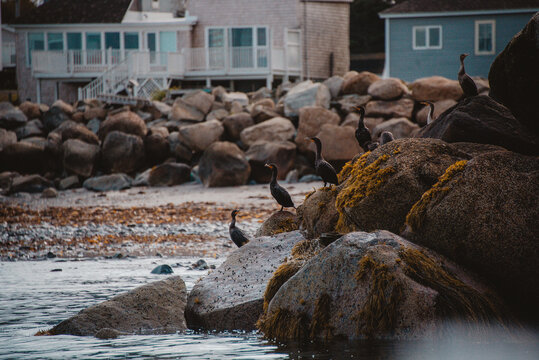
xmin=307 ymin=137 xmax=339 ymax=187
xmin=458 ymin=54 xmax=478 ymax=98
xmin=420 ymin=101 xmax=435 ymax=124
xmin=229 ymin=209 xmax=249 ymax=247
xmin=264 ymin=163 xmax=295 ymax=211
xmin=380 ymin=131 xmax=395 ymax=145
xmin=354 ymin=106 xmax=372 ymax=152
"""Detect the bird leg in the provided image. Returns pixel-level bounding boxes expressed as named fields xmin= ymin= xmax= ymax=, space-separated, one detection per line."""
xmin=280 ymin=206 xmax=283 ymax=212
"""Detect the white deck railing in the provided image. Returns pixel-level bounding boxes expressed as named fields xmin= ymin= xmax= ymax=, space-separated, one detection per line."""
xmin=2 ymin=42 xmax=16 ymax=67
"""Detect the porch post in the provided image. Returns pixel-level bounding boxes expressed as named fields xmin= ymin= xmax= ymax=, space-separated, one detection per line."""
xmin=266 ymin=75 xmax=273 ymax=90
xmin=206 ymin=78 xmax=211 ymax=88
xmin=36 ymin=79 xmax=41 ymax=104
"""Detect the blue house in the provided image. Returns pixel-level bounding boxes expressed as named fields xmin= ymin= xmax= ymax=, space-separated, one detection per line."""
xmin=379 ymin=0 xmax=539 ymax=82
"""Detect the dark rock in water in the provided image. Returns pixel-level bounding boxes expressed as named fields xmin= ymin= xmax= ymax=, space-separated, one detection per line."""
xmin=43 ymin=106 xmax=70 ymax=131
xmin=113 ymin=253 xmax=124 ymax=259
xmin=198 ymin=141 xmax=250 ymax=187
xmin=59 ymin=175 xmax=80 ymax=190
xmin=51 ymin=268 xmax=62 ymax=272
xmin=63 ymin=139 xmax=100 ymax=178
xmin=255 ymin=211 xmax=298 ymax=237
xmin=10 ymin=174 xmax=53 ymax=194
xmin=47 ymin=251 xmax=56 ymax=258
xmin=95 ymin=328 xmax=121 ymax=340
xmin=417 ymin=96 xmax=538 ymax=155
xmin=185 ymin=231 xmax=305 ymax=331
xmin=83 ymin=174 xmax=132 ymax=192
xmin=101 ymin=131 xmax=145 ymax=174
xmin=151 ymin=264 xmax=174 ymax=274
xmin=489 ymin=13 xmax=539 ymax=137
xmin=0 ymin=102 xmax=27 ymax=129
xmin=259 ymin=230 xmax=511 ymax=341
xmin=246 ymin=141 xmax=296 ymax=183
xmin=41 ymin=187 xmax=58 ymax=198
xmin=403 ymin=150 xmax=539 ymax=321
xmin=48 ymin=276 xmax=187 ymax=336
xmin=191 ymin=259 xmax=208 ymax=270
xmin=298 ymin=174 xmax=322 ymax=183
xmin=148 ymin=163 xmax=191 ymax=187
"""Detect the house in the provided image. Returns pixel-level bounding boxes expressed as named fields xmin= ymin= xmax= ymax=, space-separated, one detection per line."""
xmin=379 ymin=0 xmax=539 ymax=82
xmin=11 ymin=0 xmax=352 ymax=104
xmin=1 ymin=25 xmax=17 ymax=70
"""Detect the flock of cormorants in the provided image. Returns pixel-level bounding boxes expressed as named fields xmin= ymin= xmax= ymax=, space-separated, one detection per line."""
xmin=229 ymin=54 xmax=477 ymax=247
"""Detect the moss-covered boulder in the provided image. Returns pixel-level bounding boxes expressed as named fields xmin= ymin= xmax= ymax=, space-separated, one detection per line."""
xmin=185 ymin=231 xmax=305 ymax=331
xmin=255 ymin=211 xmax=298 ymax=237
xmin=297 ymin=187 xmax=340 ymax=239
xmin=403 ymin=151 xmax=539 ymax=321
xmin=258 ymin=231 xmax=509 ymax=341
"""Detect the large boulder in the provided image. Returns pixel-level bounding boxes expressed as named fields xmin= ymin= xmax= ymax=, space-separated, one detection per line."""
xmin=15 ymin=119 xmax=45 ymax=140
xmin=314 ymin=124 xmax=361 ymax=161
xmin=372 ymin=118 xmax=420 ymax=140
xmin=0 ymin=102 xmax=27 ymax=129
xmin=416 ymin=99 xmax=457 ymax=126
xmin=43 ymin=105 xmax=70 ymax=131
xmin=489 ymin=13 xmax=539 ymax=136
xmin=342 ymin=71 xmax=380 ymax=95
xmin=297 ymin=187 xmax=339 ymax=239
xmin=0 ymin=142 xmax=48 ymax=174
xmin=48 ymin=276 xmax=187 ymax=336
xmin=185 ymin=231 xmax=306 ymax=331
xmin=323 ymin=76 xmax=344 ymax=99
xmin=255 ymin=211 xmax=298 ymax=237
xmin=144 ymin=132 xmax=170 ymax=166
xmin=367 ymin=78 xmax=409 ymax=100
xmin=19 ymin=101 xmax=42 ymax=120
xmin=198 ymin=141 xmax=250 ymax=187
xmin=149 ymin=100 xmax=172 ymax=119
xmin=245 ymin=141 xmax=296 ymax=183
xmin=148 ymin=163 xmax=191 ymax=187
xmin=336 ymin=94 xmax=372 ymax=115
xmin=83 ymin=106 xmax=107 ymax=121
xmin=409 ymin=76 xmax=463 ymax=102
xmin=101 ymin=131 xmax=145 ymax=174
xmin=295 ymin=107 xmax=341 ymax=153
xmin=251 ymin=99 xmax=279 ymax=124
xmin=223 ymin=92 xmax=249 ymax=107
xmin=259 ymin=231 xmax=509 ymax=341
xmin=83 ymin=173 xmax=132 ymax=192
xmin=168 ymin=132 xmax=193 ymax=163
xmin=404 ymin=151 xmax=539 ymax=320
xmin=0 ymin=129 xmax=17 ymax=151
xmin=98 ymin=111 xmax=147 ymax=140
xmin=222 ymin=113 xmax=254 ymax=141
xmin=51 ymin=100 xmax=74 ymax=116
xmin=283 ymin=81 xmax=331 ymax=117
xmin=9 ymin=174 xmax=53 ymax=194
xmin=365 ymin=98 xmax=414 ymax=119
xmin=341 ymin=113 xmax=383 ymax=133
xmin=417 ymin=95 xmax=539 ymax=155
xmin=53 ymin=120 xmax=99 ymax=145
xmin=177 ymin=119 xmax=224 ymax=152
xmin=184 ymin=90 xmax=214 ymax=114
xmin=169 ymin=98 xmax=206 ymax=122
xmin=63 ymin=139 xmax=100 ymax=177
xmin=240 ymin=117 xmax=295 ymax=147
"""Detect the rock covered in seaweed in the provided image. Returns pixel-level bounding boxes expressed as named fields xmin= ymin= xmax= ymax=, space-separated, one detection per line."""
xmin=297 ymin=187 xmax=340 ymax=239
xmin=255 ymin=211 xmax=298 ymax=237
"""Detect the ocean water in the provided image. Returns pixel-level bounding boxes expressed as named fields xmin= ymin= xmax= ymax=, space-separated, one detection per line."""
xmin=0 ymin=258 xmax=537 ymax=360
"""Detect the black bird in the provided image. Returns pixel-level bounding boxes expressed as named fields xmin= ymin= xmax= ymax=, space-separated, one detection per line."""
xmin=265 ymin=163 xmax=295 ymax=211
xmin=308 ymin=137 xmax=339 ymax=187
xmin=380 ymin=131 xmax=395 ymax=145
xmin=354 ymin=106 xmax=372 ymax=152
xmin=229 ymin=209 xmax=249 ymax=247
xmin=458 ymin=54 xmax=478 ymax=98
xmin=420 ymin=101 xmax=435 ymax=124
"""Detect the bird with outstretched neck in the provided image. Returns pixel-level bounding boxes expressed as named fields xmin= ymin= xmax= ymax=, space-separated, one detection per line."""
xmin=354 ymin=106 xmax=372 ymax=152
xmin=265 ymin=163 xmax=295 ymax=211
xmin=420 ymin=101 xmax=435 ymax=124
xmin=458 ymin=54 xmax=478 ymax=98
xmin=229 ymin=209 xmax=249 ymax=247
xmin=307 ymin=137 xmax=339 ymax=188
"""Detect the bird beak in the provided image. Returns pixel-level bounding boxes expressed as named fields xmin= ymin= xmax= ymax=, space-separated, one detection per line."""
xmin=305 ymin=137 xmax=314 ymax=142
xmin=264 ymin=164 xmax=272 ymax=169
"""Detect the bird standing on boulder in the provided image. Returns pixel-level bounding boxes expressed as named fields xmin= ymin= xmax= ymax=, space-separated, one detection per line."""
xmin=420 ymin=101 xmax=435 ymax=124
xmin=307 ymin=137 xmax=339 ymax=188
xmin=229 ymin=209 xmax=249 ymax=247
xmin=458 ymin=54 xmax=478 ymax=98
xmin=265 ymin=163 xmax=295 ymax=211
xmin=354 ymin=106 xmax=372 ymax=152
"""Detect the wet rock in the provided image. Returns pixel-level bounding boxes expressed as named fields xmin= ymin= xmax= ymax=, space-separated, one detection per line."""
xmin=58 ymin=175 xmax=80 ymax=190
xmin=250 ymin=99 xmax=279 ymax=124
xmin=372 ymin=118 xmax=420 ymax=140
xmin=367 ymin=78 xmax=409 ymax=100
xmin=240 ymin=117 xmax=295 ymax=147
xmin=409 ymin=76 xmax=463 ymax=102
xmin=62 ymin=139 xmax=100 ymax=177
xmin=314 ymin=124 xmax=361 ymax=161
xmin=284 ymin=81 xmax=331 ymax=117
xmin=223 ymin=92 xmax=249 ymax=107
xmin=185 ymin=231 xmax=305 ymax=331
xmin=46 ymin=251 xmax=56 ymax=259
xmin=9 ymin=174 xmax=53 ymax=194
xmin=151 ymin=264 xmax=174 ymax=274
xmin=43 ymin=106 xmax=70 ymax=131
xmin=222 ymin=113 xmax=254 ymax=141
xmin=192 ymin=259 xmax=209 ymax=270
xmin=416 ymin=99 xmax=457 ymax=126
xmin=255 ymin=211 xmax=298 ymax=237
xmin=417 ymin=95 xmax=538 ymax=155
xmin=259 ymin=231 xmax=509 ymax=341
xmin=148 ymin=163 xmax=191 ymax=187
xmin=19 ymin=101 xmax=42 ymax=119
xmin=295 ymin=106 xmax=341 ymax=153
xmin=95 ymin=328 xmax=122 ymax=340
xmin=342 ymin=71 xmax=380 ymax=95
xmin=336 ymin=94 xmax=372 ymax=115
xmin=404 ymin=151 xmax=539 ymax=320
xmin=0 ymin=142 xmax=48 ymax=174
xmin=198 ymin=141 xmax=250 ymax=187
xmin=53 ymin=120 xmax=100 ymax=145
xmin=144 ymin=133 xmax=170 ymax=166
xmin=0 ymin=102 xmax=27 ymax=129
xmin=83 ymin=173 xmax=132 ymax=192
xmin=41 ymin=187 xmax=58 ymax=198
xmin=15 ymin=119 xmax=44 ymax=140
xmin=365 ymin=98 xmax=414 ymax=119
xmin=178 ymin=119 xmax=224 ymax=152
xmin=0 ymin=129 xmax=17 ymax=151
xmin=323 ymin=75 xmax=344 ymax=99
xmin=83 ymin=106 xmax=107 ymax=121
xmin=49 ymin=276 xmax=187 ymax=336
xmin=132 ymin=168 xmax=151 ymax=187
xmin=246 ymin=141 xmax=296 ymax=183
xmin=101 ymin=131 xmax=145 ymax=174
xmin=98 ymin=111 xmax=147 ymax=140
xmin=297 ymin=187 xmax=339 ymax=239
xmin=168 ymin=132 xmax=193 ymax=163
xmin=489 ymin=13 xmax=539 ymax=136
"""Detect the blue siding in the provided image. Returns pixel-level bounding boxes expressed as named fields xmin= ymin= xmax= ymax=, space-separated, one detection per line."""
xmin=387 ymin=12 xmax=536 ymax=82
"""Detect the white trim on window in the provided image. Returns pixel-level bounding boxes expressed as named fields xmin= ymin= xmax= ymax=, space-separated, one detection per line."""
xmin=412 ymin=25 xmax=442 ymax=50
xmin=475 ymin=19 xmax=496 ymax=55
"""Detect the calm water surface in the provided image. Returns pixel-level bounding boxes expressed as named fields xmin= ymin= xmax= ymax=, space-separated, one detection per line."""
xmin=0 ymin=258 xmax=537 ymax=359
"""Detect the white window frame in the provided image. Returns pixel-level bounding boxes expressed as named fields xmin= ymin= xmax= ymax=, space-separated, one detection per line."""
xmin=412 ymin=25 xmax=442 ymax=50
xmin=475 ymin=20 xmax=496 ymax=55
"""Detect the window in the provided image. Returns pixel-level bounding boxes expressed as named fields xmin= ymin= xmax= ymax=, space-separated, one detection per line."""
xmin=208 ymin=28 xmax=225 ymax=48
xmin=47 ymin=33 xmax=63 ymax=51
xmin=475 ymin=20 xmax=495 ymax=55
xmin=257 ymin=27 xmax=267 ymax=67
xmin=67 ymin=33 xmax=82 ymax=50
xmin=105 ymin=32 xmax=120 ymax=50
xmin=124 ymin=32 xmax=139 ymax=50
xmin=86 ymin=32 xmax=102 ymax=50
xmin=413 ymin=25 xmax=442 ymax=50
xmin=27 ymin=32 xmax=44 ymax=65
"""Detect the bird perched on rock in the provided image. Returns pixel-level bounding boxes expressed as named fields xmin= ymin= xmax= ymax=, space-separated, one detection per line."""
xmin=420 ymin=101 xmax=435 ymax=124
xmin=380 ymin=131 xmax=395 ymax=145
xmin=458 ymin=54 xmax=478 ymax=98
xmin=265 ymin=163 xmax=295 ymax=211
xmin=354 ymin=106 xmax=372 ymax=151
xmin=229 ymin=209 xmax=249 ymax=247
xmin=307 ymin=137 xmax=339 ymax=188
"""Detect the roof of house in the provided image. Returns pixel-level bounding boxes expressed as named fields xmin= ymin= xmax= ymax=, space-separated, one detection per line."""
xmin=12 ymin=0 xmax=133 ymax=25
xmin=381 ymin=0 xmax=539 ymax=15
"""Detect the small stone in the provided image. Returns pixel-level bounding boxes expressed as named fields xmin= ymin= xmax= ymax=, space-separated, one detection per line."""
xmin=41 ymin=187 xmax=58 ymax=198
xmin=192 ymin=259 xmax=209 ymax=270
xmin=151 ymin=264 xmax=174 ymax=274
xmin=47 ymin=251 xmax=56 ymax=259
